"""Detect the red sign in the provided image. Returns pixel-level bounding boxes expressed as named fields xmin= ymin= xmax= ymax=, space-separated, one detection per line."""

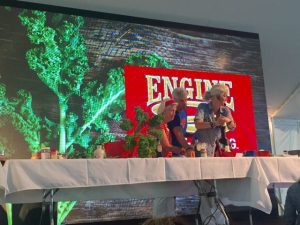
xmin=124 ymin=65 xmax=257 ymax=152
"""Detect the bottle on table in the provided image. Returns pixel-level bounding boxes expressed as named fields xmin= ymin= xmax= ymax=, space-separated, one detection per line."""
xmin=94 ymin=145 xmax=106 ymax=159
xmin=156 ymin=138 xmax=162 ymax=158
xmin=50 ymin=148 xmax=58 ymax=159
xmin=195 ymin=137 xmax=201 ymax=157
xmin=200 ymin=143 xmax=207 ymax=157
xmin=41 ymin=147 xmax=51 ymax=159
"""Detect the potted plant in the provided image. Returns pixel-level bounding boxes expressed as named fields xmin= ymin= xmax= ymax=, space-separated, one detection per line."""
xmin=120 ymin=107 xmax=162 ymax=158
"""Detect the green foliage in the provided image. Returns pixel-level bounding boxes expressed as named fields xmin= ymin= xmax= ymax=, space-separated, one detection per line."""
xmin=18 ymin=10 xmax=91 ymax=154
xmin=6 ymin=9 xmax=172 ymax=157
xmin=126 ymin=52 xmax=172 ymax=68
xmin=10 ymin=90 xmax=42 ymax=152
xmin=81 ymin=68 xmax=124 ymax=126
xmin=18 ymin=10 xmax=123 ymax=154
xmin=121 ymin=107 xmax=162 ymax=158
xmin=124 ymin=135 xmax=137 ymax=150
xmin=65 ymin=113 xmax=79 ymax=143
xmin=67 ymin=67 xmax=125 ymax=154
xmin=0 ymin=84 xmax=14 ymax=127
xmin=148 ymin=126 xmax=163 ymax=137
xmin=57 ymin=201 xmax=77 ymax=225
xmin=6 ymin=203 xmax=12 ymax=225
xmin=135 ymin=107 xmax=149 ymax=126
xmin=0 ymin=84 xmax=42 ymax=153
xmin=148 ymin=114 xmax=163 ymax=127
xmin=137 ymin=134 xmax=157 ymax=158
xmin=120 ymin=119 xmax=133 ymax=131
xmin=19 ymin=11 xmax=89 ymax=98
xmin=43 ymin=117 xmax=58 ymax=138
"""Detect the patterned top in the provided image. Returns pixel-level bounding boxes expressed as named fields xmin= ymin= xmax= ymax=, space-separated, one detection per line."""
xmin=194 ymin=101 xmax=232 ymax=157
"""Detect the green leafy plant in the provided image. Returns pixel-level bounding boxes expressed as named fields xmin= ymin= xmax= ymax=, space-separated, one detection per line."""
xmin=0 ymin=9 xmax=173 ymax=158
xmin=0 ymin=84 xmax=42 ymax=154
xmin=18 ymin=10 xmax=124 ymax=155
xmin=120 ymin=107 xmax=163 ymax=158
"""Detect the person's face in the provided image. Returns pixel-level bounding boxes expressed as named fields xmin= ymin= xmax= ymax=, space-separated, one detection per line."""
xmin=176 ymin=98 xmax=187 ymax=111
xmin=217 ymin=92 xmax=228 ymax=105
xmin=163 ymin=104 xmax=177 ymax=123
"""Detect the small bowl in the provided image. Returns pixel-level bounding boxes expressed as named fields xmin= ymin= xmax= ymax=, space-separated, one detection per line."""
xmin=257 ymin=150 xmax=270 ymax=157
xmin=222 ymin=151 xmax=236 ymax=157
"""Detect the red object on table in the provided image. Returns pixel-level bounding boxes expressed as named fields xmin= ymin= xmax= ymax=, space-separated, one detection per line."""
xmin=104 ymin=140 xmax=137 ymax=158
xmin=221 ymin=151 xmax=237 ymax=157
xmin=50 ymin=149 xmax=58 ymax=159
xmin=257 ymin=150 xmax=270 ymax=157
xmin=217 ymin=149 xmax=236 ymax=157
xmin=166 ymin=152 xmax=173 ymax=157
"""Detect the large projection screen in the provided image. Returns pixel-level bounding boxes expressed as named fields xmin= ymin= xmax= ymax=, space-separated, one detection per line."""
xmin=0 ymin=2 xmax=270 ymax=159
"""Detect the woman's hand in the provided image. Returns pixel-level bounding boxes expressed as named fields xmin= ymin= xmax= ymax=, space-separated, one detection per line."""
xmin=216 ymin=115 xmax=232 ymax=126
xmin=186 ymin=149 xmax=195 ymax=157
xmin=172 ymin=147 xmax=185 ymax=155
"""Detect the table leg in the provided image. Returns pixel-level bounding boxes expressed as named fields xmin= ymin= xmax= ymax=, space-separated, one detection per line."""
xmin=194 ymin=180 xmax=230 ymax=225
xmin=40 ymin=189 xmax=59 ymax=225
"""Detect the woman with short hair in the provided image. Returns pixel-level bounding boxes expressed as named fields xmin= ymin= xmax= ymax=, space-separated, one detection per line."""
xmin=194 ymin=84 xmax=236 ymax=156
xmin=157 ymin=98 xmax=186 ymax=157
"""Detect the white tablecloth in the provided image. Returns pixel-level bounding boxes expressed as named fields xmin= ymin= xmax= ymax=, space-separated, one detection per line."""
xmin=1 ymin=157 xmax=299 ymax=214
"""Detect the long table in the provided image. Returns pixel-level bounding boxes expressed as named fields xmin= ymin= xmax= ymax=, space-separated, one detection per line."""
xmin=0 ymin=157 xmax=299 ymax=214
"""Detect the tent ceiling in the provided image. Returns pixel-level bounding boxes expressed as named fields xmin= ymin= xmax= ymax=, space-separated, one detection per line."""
xmin=18 ymin=0 xmax=300 ymax=120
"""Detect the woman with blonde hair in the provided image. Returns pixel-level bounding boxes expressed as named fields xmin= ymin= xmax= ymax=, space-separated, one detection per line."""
xmin=157 ymin=98 xmax=186 ymax=157
xmin=194 ymin=83 xmax=236 ymax=156
xmin=193 ymin=84 xmax=235 ymax=225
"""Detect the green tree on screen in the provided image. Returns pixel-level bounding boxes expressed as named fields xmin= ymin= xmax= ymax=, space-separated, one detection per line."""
xmin=0 ymin=9 xmax=173 ymax=157
xmin=0 ymin=84 xmax=42 ymax=154
xmin=0 ymin=10 xmax=174 ymax=225
xmin=18 ymin=10 xmax=126 ymax=155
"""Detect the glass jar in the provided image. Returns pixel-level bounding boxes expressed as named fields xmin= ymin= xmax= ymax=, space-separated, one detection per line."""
xmin=41 ymin=147 xmax=50 ymax=159
xmin=50 ymin=149 xmax=58 ymax=159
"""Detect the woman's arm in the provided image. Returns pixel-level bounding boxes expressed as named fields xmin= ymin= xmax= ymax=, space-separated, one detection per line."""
xmin=194 ymin=103 xmax=214 ymax=130
xmin=226 ymin=119 xmax=236 ymax=130
xmin=194 ymin=119 xmax=213 ymax=130
xmin=221 ymin=106 xmax=236 ymax=130
xmin=160 ymin=128 xmax=184 ymax=155
xmin=172 ymin=126 xmax=192 ymax=150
